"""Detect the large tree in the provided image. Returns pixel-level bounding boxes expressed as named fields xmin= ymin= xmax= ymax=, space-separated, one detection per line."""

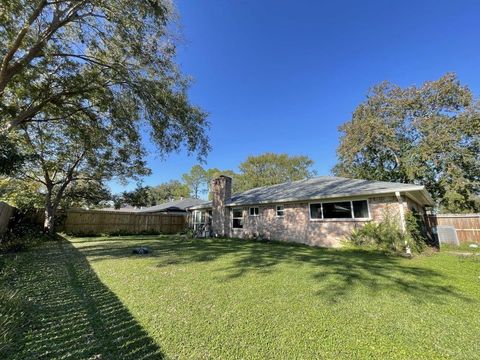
xmin=235 ymin=153 xmax=316 ymax=192
xmin=120 ymin=186 xmax=156 ymax=208
xmin=1 ymin=1 xmax=208 ymax=137
xmin=150 ymin=180 xmax=190 ymax=203
xmin=1 ymin=1 xmax=209 ymax=177
xmin=333 ymin=73 xmax=480 ymax=213
xmin=1 ymin=1 xmax=210 ymax=231
xmin=204 ymin=168 xmax=239 ymax=198
xmin=12 ymin=110 xmax=151 ymax=232
xmin=182 ymin=165 xmax=207 ymax=199
xmin=61 ymin=180 xmax=111 ymax=209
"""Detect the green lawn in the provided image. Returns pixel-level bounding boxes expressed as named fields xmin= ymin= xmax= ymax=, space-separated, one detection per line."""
xmin=1 ymin=235 xmax=479 ymax=359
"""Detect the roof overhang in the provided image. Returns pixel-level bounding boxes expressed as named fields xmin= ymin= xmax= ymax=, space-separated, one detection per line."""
xmin=187 ymin=186 xmax=435 ymax=209
xmin=226 ymin=186 xmax=435 ymax=207
xmin=403 ymin=188 xmax=435 ymax=207
xmin=187 ymin=203 xmax=212 ymax=211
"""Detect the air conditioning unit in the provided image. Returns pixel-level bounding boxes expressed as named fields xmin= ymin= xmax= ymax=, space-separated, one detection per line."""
xmin=433 ymin=226 xmax=459 ymax=246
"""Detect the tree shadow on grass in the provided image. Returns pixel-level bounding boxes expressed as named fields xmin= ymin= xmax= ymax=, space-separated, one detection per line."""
xmin=217 ymin=241 xmax=473 ymax=304
xmin=73 ymin=235 xmax=250 ymax=265
xmin=1 ymin=236 xmax=164 ymax=360
xmin=71 ymin=235 xmax=473 ymax=306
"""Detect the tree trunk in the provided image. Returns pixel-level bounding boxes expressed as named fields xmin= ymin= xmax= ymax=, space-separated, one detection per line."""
xmin=43 ymin=178 xmax=72 ymax=234
xmin=44 ymin=202 xmax=56 ymax=234
xmin=43 ymin=186 xmax=58 ymax=234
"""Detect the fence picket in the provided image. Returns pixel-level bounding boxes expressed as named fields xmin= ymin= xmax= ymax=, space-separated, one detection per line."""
xmin=428 ymin=214 xmax=480 ymax=243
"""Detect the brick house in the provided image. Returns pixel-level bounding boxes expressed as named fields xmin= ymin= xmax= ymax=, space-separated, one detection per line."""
xmin=189 ymin=175 xmax=434 ymax=247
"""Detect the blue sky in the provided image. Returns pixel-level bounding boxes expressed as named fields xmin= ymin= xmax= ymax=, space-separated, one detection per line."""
xmin=111 ymin=0 xmax=480 ymax=193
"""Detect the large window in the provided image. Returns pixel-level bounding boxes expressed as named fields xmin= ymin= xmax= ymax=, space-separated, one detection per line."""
xmin=193 ymin=210 xmax=206 ymax=230
xmin=276 ymin=205 xmax=285 ymax=217
xmin=232 ymin=208 xmax=244 ymax=228
xmin=322 ymin=201 xmax=352 ymax=219
xmin=249 ymin=207 xmax=259 ymax=216
xmin=310 ymin=200 xmax=369 ymax=220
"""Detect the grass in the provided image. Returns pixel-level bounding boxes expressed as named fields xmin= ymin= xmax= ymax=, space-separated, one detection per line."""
xmin=1 ymin=235 xmax=479 ymax=359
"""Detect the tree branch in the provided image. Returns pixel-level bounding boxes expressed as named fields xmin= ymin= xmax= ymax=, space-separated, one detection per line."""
xmin=0 ymin=0 xmax=90 ymax=97
xmin=0 ymin=0 xmax=48 ymax=92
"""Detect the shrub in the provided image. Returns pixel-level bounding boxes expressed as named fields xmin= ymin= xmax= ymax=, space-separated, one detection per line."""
xmin=64 ymin=229 xmax=165 ymax=237
xmin=0 ymin=212 xmax=48 ymax=253
xmin=348 ymin=209 xmax=428 ymax=254
xmin=179 ymin=227 xmax=195 ymax=238
xmin=404 ymin=211 xmax=427 ymax=253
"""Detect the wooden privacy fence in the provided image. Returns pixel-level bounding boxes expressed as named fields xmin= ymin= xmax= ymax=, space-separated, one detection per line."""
xmin=428 ymin=214 xmax=480 ymax=243
xmin=62 ymin=209 xmax=187 ymax=235
xmin=0 ymin=202 xmax=16 ymax=237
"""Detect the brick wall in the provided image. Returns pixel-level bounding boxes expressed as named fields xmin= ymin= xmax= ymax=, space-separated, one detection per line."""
xmin=232 ymin=196 xmax=411 ymax=247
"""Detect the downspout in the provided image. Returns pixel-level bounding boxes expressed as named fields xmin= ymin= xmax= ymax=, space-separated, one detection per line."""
xmin=395 ymin=191 xmax=411 ymax=255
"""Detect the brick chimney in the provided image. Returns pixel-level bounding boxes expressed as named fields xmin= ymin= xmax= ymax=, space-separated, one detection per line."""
xmin=211 ymin=175 xmax=232 ymax=237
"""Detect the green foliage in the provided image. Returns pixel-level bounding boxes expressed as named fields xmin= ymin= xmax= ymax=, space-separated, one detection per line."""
xmin=0 ymin=177 xmax=43 ymax=210
xmin=179 ymin=154 xmax=316 ymax=200
xmin=349 ymin=210 xmax=427 ymax=254
xmin=182 ymin=165 xmax=208 ymax=199
xmin=0 ymin=216 xmax=48 ymax=253
xmin=334 ymin=73 xmax=480 ymax=213
xmin=349 ymin=216 xmax=405 ymax=253
xmin=120 ymin=186 xmax=156 ymax=208
xmin=1 ymin=1 xmax=210 ymax=231
xmin=61 ymin=181 xmax=111 ymax=209
xmin=8 ymin=111 xmax=153 ymax=232
xmin=1 ymin=1 xmax=210 ymax=161
xmin=204 ymin=168 xmax=239 ymax=198
xmin=235 ymin=152 xmax=317 ymax=192
xmin=150 ymin=180 xmax=190 ymax=203
xmin=0 ymin=134 xmax=24 ymax=175
xmin=108 ymin=229 xmax=163 ymax=237
xmin=404 ymin=211 xmax=428 ymax=253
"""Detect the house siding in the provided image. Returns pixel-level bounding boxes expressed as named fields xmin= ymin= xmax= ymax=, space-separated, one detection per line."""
xmin=229 ymin=195 xmax=420 ymax=247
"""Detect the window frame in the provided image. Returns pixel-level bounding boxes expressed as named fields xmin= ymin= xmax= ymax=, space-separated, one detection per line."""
xmin=232 ymin=208 xmax=244 ymax=229
xmin=249 ymin=207 xmax=260 ymax=217
xmin=193 ymin=210 xmax=205 ymax=224
xmin=308 ymin=199 xmax=371 ymax=221
xmin=276 ymin=204 xmax=285 ymax=217
xmin=192 ymin=210 xmax=206 ymax=230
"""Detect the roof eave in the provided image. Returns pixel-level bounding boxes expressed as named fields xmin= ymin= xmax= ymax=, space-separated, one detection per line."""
xmin=186 ymin=186 xmax=435 ymax=209
xmin=225 ymin=186 xmax=426 ymax=207
xmin=187 ymin=204 xmax=212 ymax=210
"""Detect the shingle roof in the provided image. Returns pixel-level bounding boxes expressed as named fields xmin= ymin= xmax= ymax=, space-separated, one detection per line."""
xmin=188 ymin=176 xmax=433 ymax=209
xmin=137 ymin=198 xmax=207 ymax=212
xmin=101 ymin=198 xmax=207 ymax=212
